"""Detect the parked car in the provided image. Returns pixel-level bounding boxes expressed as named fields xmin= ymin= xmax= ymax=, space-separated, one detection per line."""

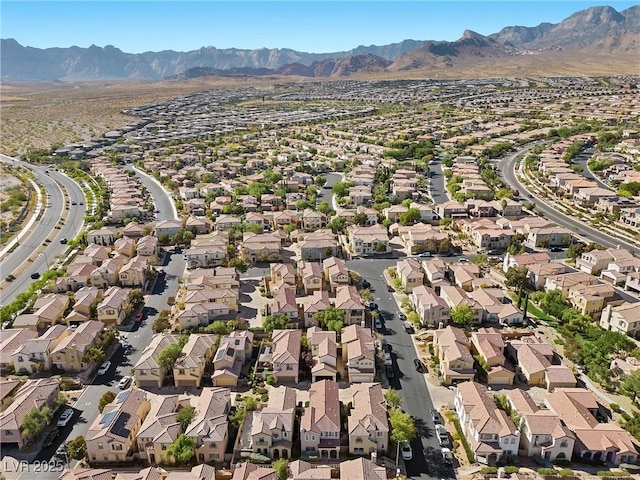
xmin=387 ymin=285 xmax=395 ymax=292
xmin=441 ymin=447 xmax=453 ymax=463
xmin=384 ymin=352 xmax=393 ymax=366
xmin=431 ymin=409 xmax=441 ymax=425
xmin=418 ymin=252 xmax=432 ymax=258
xmin=362 ymin=280 xmax=371 ymax=289
xmin=401 ymin=441 xmax=413 ymax=461
xmin=97 ymin=361 xmax=111 ymax=375
xmin=134 ymin=312 xmax=144 ymax=323
xmin=385 ymin=364 xmax=395 ymax=379
xmin=403 ymin=321 xmax=414 ymax=333
xmin=30 ymin=272 xmax=40 ymax=279
xmin=398 ymin=312 xmax=406 ymax=321
xmin=550 ymin=247 xmax=563 ymax=252
xmin=414 ymin=358 xmax=425 ymax=372
xmin=57 ymin=408 xmax=74 ymax=427
xmin=43 ymin=429 xmax=59 ymax=448
xmin=374 ymin=318 xmax=383 ymax=331
xmin=118 ymin=376 xmax=132 ymax=390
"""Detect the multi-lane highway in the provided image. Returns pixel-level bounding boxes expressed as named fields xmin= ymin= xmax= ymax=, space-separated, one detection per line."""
xmin=0 ymin=155 xmax=86 ymax=305
xmin=499 ymin=147 xmax=640 ymax=256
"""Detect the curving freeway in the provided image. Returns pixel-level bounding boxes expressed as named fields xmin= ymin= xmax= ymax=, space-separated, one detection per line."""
xmin=0 ymin=154 xmax=86 ymax=305
xmin=499 ymin=147 xmax=640 ymax=256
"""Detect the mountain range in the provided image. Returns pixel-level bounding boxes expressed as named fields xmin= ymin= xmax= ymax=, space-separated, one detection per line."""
xmin=2 ymin=5 xmax=639 ymax=81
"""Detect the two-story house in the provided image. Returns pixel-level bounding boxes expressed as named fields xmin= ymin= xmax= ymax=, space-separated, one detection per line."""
xmin=333 ymin=286 xmax=365 ymax=326
xmin=271 ymin=329 xmax=301 ymax=384
xmin=300 ymin=380 xmax=341 ymax=459
xmin=342 ymin=325 xmax=375 ymax=383
xmin=186 ymin=387 xmax=231 ymax=464
xmin=433 ymin=326 xmax=475 ymax=385
xmin=410 ymin=285 xmax=450 ymax=328
xmin=51 ymin=321 xmax=105 ymax=372
xmin=97 ymin=286 xmax=131 ymax=326
xmin=454 ymin=381 xmax=520 ymax=464
xmin=86 ymin=389 xmax=151 ymax=463
xmin=347 ymin=383 xmax=389 ymax=456
xmin=134 ymin=334 xmax=182 ymax=388
xmin=173 ymin=334 xmax=217 ymax=388
xmin=251 ymin=386 xmax=297 ymax=460
xmin=396 ymin=259 xmax=424 ymax=293
xmin=211 ymin=331 xmax=254 ymax=387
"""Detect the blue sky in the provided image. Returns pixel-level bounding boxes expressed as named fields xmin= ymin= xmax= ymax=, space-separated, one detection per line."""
xmin=2 ymin=1 xmax=637 ymax=53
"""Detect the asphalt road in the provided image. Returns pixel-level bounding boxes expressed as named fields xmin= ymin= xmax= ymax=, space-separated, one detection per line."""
xmin=0 ymin=157 xmax=86 ymax=305
xmin=572 ymin=147 xmax=609 ymax=189
xmin=125 ymin=166 xmax=178 ymax=221
xmin=348 ymin=259 xmax=455 ymax=480
xmin=428 ymin=159 xmax=448 ymax=204
xmin=499 ymin=147 xmax=640 ymax=256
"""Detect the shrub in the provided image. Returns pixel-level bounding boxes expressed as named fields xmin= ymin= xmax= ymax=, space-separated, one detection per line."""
xmin=538 ymin=468 xmax=557 ymax=476
xmin=597 ymin=471 xmax=630 ymax=477
xmin=480 ymin=467 xmax=497 ymax=474
xmin=610 ymin=403 xmax=621 ymax=413
xmin=621 ymin=412 xmax=632 ymax=421
xmin=504 ymin=466 xmax=519 ymax=474
xmin=559 ymin=468 xmax=574 ymax=476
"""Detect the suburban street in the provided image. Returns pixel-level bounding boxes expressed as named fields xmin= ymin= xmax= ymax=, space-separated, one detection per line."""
xmin=348 ymin=258 xmax=455 ymax=480
xmin=499 ymin=146 xmax=640 ymax=256
xmin=0 ymin=155 xmax=86 ymax=305
xmin=428 ymin=158 xmax=448 ymax=204
xmin=125 ymin=165 xmax=178 ymax=221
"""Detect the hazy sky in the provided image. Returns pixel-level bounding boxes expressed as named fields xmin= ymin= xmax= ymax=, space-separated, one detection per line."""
xmin=2 ymin=1 xmax=637 ymax=53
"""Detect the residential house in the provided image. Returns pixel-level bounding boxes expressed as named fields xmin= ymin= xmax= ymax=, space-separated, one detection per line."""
xmin=454 ymin=381 xmax=520 ymax=464
xmin=544 ymin=272 xmax=599 ymax=296
xmin=119 ymin=256 xmax=151 ymax=287
xmin=433 ymin=326 xmax=475 ymax=386
xmin=136 ymin=394 xmax=187 ymax=465
xmin=347 ymin=383 xmax=389 ymax=455
xmin=66 ymin=286 xmax=102 ymax=325
xmin=288 ymin=461 xmax=331 ymax=480
xmin=299 ymin=290 xmax=331 ymax=328
xmin=173 ymin=334 xmax=217 ymax=388
xmin=322 ymin=257 xmax=349 ymax=292
xmin=300 ymin=380 xmax=341 ymax=459
xmin=271 ymin=286 xmax=299 ymax=324
xmin=298 ymin=230 xmax=339 ymax=261
xmin=339 ymin=458 xmax=387 ymax=480
xmin=240 ymin=233 xmax=282 ymax=264
xmin=307 ymin=327 xmax=337 ymax=382
xmin=506 ymin=389 xmax=575 ymax=463
xmin=507 ymin=336 xmax=575 ymax=391
xmin=439 ymin=286 xmax=483 ymax=325
xmin=268 ymin=263 xmax=297 ymax=294
xmin=576 ymin=248 xmax=635 ymax=276
xmin=86 ymin=389 xmax=151 ymax=463
xmin=0 ymin=379 xmax=60 ymax=448
xmin=470 ymin=328 xmax=514 ymax=386
xmin=155 ymin=220 xmax=183 ymax=239
xmin=396 ymin=259 xmax=424 ymax=292
xmin=87 ymin=227 xmax=118 ymax=246
xmin=211 ymin=331 xmax=254 ymax=387
xmin=333 ymin=286 xmax=365 ymax=326
xmin=600 ymin=302 xmax=640 ymax=339
xmin=12 ymin=325 xmax=68 ymax=374
xmin=270 ymin=329 xmax=302 ymax=384
xmin=346 ymin=224 xmax=390 ymax=257
xmin=567 ymin=283 xmax=620 ymax=319
xmin=97 ymin=286 xmax=131 ymax=326
xmin=410 ymin=285 xmax=450 ymax=328
xmin=297 ymin=261 xmax=323 ymax=294
xmin=186 ymin=387 xmax=231 ymax=464
xmin=342 ymin=325 xmax=375 ymax=384
xmin=134 ymin=334 xmax=181 ymax=388
xmin=251 ymin=386 xmax=297 ymax=460
xmin=231 ymin=463 xmax=276 ymax=480
xmin=51 ymin=321 xmax=105 ymax=372
xmin=0 ymin=331 xmax=39 ymax=370
xmin=114 ymin=237 xmax=136 ymax=258
xmin=545 ymin=388 xmax=638 ymax=465
xmin=301 ymin=209 xmax=327 ymax=230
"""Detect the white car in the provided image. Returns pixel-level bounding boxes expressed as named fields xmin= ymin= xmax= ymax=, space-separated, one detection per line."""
xmin=97 ymin=361 xmax=111 ymax=375
xmin=118 ymin=376 xmax=132 ymax=390
xmin=401 ymin=441 xmax=413 ymax=461
xmin=57 ymin=408 xmax=74 ymax=427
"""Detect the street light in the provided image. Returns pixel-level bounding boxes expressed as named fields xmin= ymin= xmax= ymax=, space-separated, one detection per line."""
xmin=41 ymin=251 xmax=50 ymax=269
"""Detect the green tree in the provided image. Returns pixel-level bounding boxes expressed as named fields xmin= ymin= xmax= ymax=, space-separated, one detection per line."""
xmin=450 ymin=304 xmax=474 ymax=327
xmin=538 ymin=290 xmax=569 ymax=319
xmin=399 ymin=208 xmax=422 ymax=226
xmin=84 ymin=346 xmax=105 ymax=365
xmin=332 ymin=181 xmax=351 ymax=198
xmin=359 ymin=288 xmax=373 ymax=302
xmin=129 ymin=288 xmax=144 ymax=306
xmin=620 ymin=369 xmax=640 ymax=404
xmin=313 ymin=307 xmax=345 ymax=333
xmin=67 ymin=436 xmax=88 ymax=460
xmin=327 ymin=216 xmax=346 ymax=234
xmin=153 ymin=315 xmax=171 ymax=333
xmin=317 ymin=201 xmax=333 ymax=216
xmin=272 ymin=458 xmax=289 ymax=480
xmin=384 ymin=388 xmax=404 ymax=410
xmin=374 ymin=242 xmax=387 ymax=253
xmin=228 ymin=258 xmax=248 ymax=273
xmin=471 ymin=254 xmax=488 ymax=266
xmin=389 ymin=407 xmax=417 ymax=465
xmin=244 ymin=396 xmax=259 ymax=411
xmin=353 ymin=211 xmax=369 ymax=226
xmin=20 ymin=406 xmax=52 ymax=443
xmin=263 ymin=315 xmax=289 ymax=334
xmin=98 ymin=391 xmax=116 ymax=413
xmin=567 ymin=243 xmax=585 ymax=260
xmin=167 ymin=434 xmax=195 ymax=464
xmin=158 ymin=343 xmax=184 ymax=371
xmin=176 ymin=406 xmax=195 ymax=431
xmin=505 ymin=266 xmax=529 ymax=290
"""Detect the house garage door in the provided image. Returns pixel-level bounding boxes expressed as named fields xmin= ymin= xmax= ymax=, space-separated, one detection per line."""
xmin=351 ymin=375 xmax=372 ymax=383
xmin=488 ymin=376 xmax=513 ymax=385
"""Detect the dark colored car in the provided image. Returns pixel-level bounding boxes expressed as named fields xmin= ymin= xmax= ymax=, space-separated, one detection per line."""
xmin=31 ymin=272 xmax=41 ymax=279
xmin=362 ymin=280 xmax=371 ymax=289
xmin=43 ymin=429 xmax=59 ymax=448
xmin=431 ymin=409 xmax=441 ymax=425
xmin=550 ymin=247 xmax=563 ymax=252
xmin=387 ymin=285 xmax=395 ymax=292
xmin=414 ymin=358 xmax=425 ymax=372
xmin=385 ymin=364 xmax=395 ymax=378
xmin=60 ymin=238 xmax=67 ymax=244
